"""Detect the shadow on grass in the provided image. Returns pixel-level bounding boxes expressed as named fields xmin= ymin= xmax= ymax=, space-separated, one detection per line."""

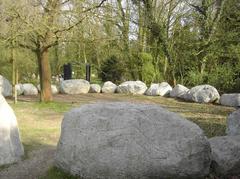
xmin=187 ymin=117 xmax=226 ymax=138
xmin=41 ymin=167 xmax=80 ymax=179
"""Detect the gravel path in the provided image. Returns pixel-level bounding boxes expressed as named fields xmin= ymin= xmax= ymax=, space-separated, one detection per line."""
xmin=0 ymin=147 xmax=55 ymax=179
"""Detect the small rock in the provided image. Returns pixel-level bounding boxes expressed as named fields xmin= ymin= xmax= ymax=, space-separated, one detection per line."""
xmin=226 ymin=109 xmax=240 ymax=136
xmin=146 ymin=82 xmax=172 ymax=96
xmin=185 ymin=85 xmax=220 ymax=103
xmin=15 ymin=84 xmax=24 ymax=95
xmin=89 ymin=84 xmax=101 ymax=93
xmin=209 ymin=136 xmax=240 ymax=176
xmin=60 ymin=79 xmax=90 ymax=94
xmin=117 ymin=81 xmax=147 ymax=95
xmin=22 ymin=83 xmax=38 ymax=96
xmin=101 ymin=81 xmax=117 ymax=93
xmin=37 ymin=84 xmax=59 ymax=94
xmin=170 ymin=84 xmax=189 ymax=99
xmin=220 ymin=94 xmax=240 ymax=107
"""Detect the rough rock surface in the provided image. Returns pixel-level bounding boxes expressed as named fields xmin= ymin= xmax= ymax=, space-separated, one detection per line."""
xmin=55 ymin=102 xmax=211 ymax=179
xmin=184 ymin=85 xmax=220 ymax=103
xmin=209 ymin=136 xmax=240 ymax=176
xmin=89 ymin=84 xmax=101 ymax=93
xmin=146 ymin=82 xmax=172 ymax=96
xmin=220 ymin=94 xmax=240 ymax=107
xmin=15 ymin=84 xmax=24 ymax=96
xmin=0 ymin=75 xmax=12 ymax=97
xmin=101 ymin=81 xmax=117 ymax=93
xmin=226 ymin=109 xmax=240 ymax=136
xmin=60 ymin=79 xmax=90 ymax=94
xmin=117 ymin=81 xmax=147 ymax=95
xmin=22 ymin=83 xmax=38 ymax=96
xmin=0 ymin=95 xmax=24 ymax=166
xmin=37 ymin=84 xmax=59 ymax=94
xmin=170 ymin=84 xmax=189 ymax=99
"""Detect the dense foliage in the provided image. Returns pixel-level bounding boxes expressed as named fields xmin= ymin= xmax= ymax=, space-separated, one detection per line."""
xmin=0 ymin=0 xmax=239 ymax=95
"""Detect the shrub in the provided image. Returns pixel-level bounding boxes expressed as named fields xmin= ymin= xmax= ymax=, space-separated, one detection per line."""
xmin=99 ymin=55 xmax=125 ymax=84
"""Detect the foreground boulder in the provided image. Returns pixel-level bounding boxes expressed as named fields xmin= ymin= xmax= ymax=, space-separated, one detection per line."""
xmin=220 ymin=94 xmax=240 ymax=107
xmin=0 ymin=75 xmax=12 ymax=97
xmin=22 ymin=83 xmax=38 ymax=96
xmin=60 ymin=79 xmax=90 ymax=94
xmin=0 ymin=95 xmax=24 ymax=166
xmin=37 ymin=84 xmax=59 ymax=94
xmin=89 ymin=84 xmax=101 ymax=93
xmin=185 ymin=85 xmax=220 ymax=103
xmin=117 ymin=81 xmax=147 ymax=95
xmin=226 ymin=109 xmax=240 ymax=136
xmin=101 ymin=81 xmax=117 ymax=93
xmin=170 ymin=84 xmax=189 ymax=99
xmin=55 ymin=102 xmax=211 ymax=178
xmin=146 ymin=82 xmax=172 ymax=96
xmin=209 ymin=136 xmax=240 ymax=176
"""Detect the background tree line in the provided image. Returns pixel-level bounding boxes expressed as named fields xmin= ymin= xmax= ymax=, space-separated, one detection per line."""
xmin=0 ymin=0 xmax=239 ymax=102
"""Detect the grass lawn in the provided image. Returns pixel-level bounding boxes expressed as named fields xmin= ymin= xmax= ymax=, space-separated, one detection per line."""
xmin=7 ymin=94 xmax=235 ymax=178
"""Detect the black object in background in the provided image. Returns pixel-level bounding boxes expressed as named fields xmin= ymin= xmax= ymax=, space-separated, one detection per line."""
xmin=63 ymin=63 xmax=72 ymax=80
xmin=86 ymin=63 xmax=91 ymax=82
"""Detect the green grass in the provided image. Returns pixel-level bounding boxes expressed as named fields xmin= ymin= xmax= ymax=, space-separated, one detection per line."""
xmin=40 ymin=167 xmax=79 ymax=179
xmin=6 ymin=94 xmax=236 ymax=178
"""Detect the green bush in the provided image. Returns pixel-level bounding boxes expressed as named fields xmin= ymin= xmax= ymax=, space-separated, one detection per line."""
xmin=207 ymin=65 xmax=236 ymax=93
xmin=99 ymin=55 xmax=125 ymax=84
xmin=185 ymin=70 xmax=207 ymax=87
xmin=139 ymin=52 xmax=163 ymax=85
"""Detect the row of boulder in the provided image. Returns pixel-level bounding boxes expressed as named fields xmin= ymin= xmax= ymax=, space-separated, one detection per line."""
xmin=0 ymin=74 xmax=239 ymax=107
xmin=55 ymin=102 xmax=240 ymax=178
xmin=1 ymin=89 xmax=240 ymax=178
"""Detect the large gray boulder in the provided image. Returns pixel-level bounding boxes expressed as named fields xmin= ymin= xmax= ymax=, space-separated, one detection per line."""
xmin=60 ymin=79 xmax=90 ymax=94
xmin=117 ymin=81 xmax=147 ymax=95
xmin=89 ymin=84 xmax=101 ymax=93
xmin=146 ymin=82 xmax=172 ymax=96
xmin=220 ymin=94 xmax=240 ymax=107
xmin=170 ymin=84 xmax=189 ymax=99
xmin=22 ymin=83 xmax=38 ymax=96
xmin=209 ymin=136 xmax=240 ymax=176
xmin=55 ymin=102 xmax=211 ymax=179
xmin=37 ymin=84 xmax=59 ymax=94
xmin=101 ymin=81 xmax=117 ymax=93
xmin=185 ymin=85 xmax=220 ymax=103
xmin=0 ymin=75 xmax=12 ymax=97
xmin=0 ymin=95 xmax=24 ymax=166
xmin=226 ymin=109 xmax=240 ymax=136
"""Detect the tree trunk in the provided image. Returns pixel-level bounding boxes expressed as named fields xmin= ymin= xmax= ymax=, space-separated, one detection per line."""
xmin=37 ymin=49 xmax=52 ymax=102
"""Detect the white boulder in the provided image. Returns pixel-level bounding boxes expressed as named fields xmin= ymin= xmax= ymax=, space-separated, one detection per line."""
xmin=55 ymin=102 xmax=211 ymax=178
xmin=60 ymin=79 xmax=90 ymax=94
xmin=117 ymin=81 xmax=147 ymax=95
xmin=37 ymin=84 xmax=59 ymax=94
xmin=209 ymin=136 xmax=240 ymax=176
xmin=0 ymin=95 xmax=24 ymax=166
xmin=185 ymin=85 xmax=220 ymax=103
xmin=220 ymin=94 xmax=240 ymax=107
xmin=226 ymin=109 xmax=240 ymax=136
xmin=146 ymin=82 xmax=172 ymax=96
xmin=101 ymin=81 xmax=117 ymax=93
xmin=15 ymin=84 xmax=24 ymax=96
xmin=0 ymin=75 xmax=12 ymax=97
xmin=89 ymin=84 xmax=101 ymax=93
xmin=22 ymin=83 xmax=38 ymax=96
xmin=170 ymin=84 xmax=189 ymax=99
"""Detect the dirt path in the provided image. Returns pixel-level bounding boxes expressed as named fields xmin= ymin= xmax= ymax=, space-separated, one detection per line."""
xmin=0 ymin=147 xmax=55 ymax=179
